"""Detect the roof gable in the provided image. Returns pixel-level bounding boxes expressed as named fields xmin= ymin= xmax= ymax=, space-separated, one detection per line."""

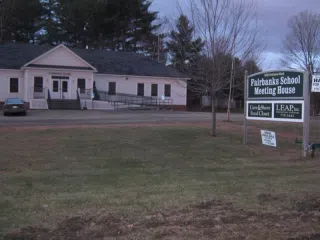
xmin=24 ymin=44 xmax=96 ymax=71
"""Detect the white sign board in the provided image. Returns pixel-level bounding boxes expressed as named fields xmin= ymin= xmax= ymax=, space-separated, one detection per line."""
xmin=312 ymin=74 xmax=320 ymax=92
xmin=261 ymin=130 xmax=277 ymax=147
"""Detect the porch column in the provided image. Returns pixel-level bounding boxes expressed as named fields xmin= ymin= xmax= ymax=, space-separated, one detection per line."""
xmin=24 ymin=70 xmax=29 ymax=101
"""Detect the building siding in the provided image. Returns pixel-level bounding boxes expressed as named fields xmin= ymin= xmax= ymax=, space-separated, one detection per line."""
xmin=94 ymin=74 xmax=187 ymax=106
xmin=0 ymin=70 xmax=24 ymax=101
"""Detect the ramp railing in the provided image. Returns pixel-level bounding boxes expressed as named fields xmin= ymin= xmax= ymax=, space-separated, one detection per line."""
xmin=96 ymin=90 xmax=173 ymax=107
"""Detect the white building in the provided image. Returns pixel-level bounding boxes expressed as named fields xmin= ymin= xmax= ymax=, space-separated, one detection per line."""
xmin=0 ymin=43 xmax=188 ymax=110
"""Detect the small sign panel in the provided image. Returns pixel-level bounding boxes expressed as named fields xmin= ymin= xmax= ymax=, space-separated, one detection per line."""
xmin=312 ymin=74 xmax=320 ymax=92
xmin=274 ymin=103 xmax=303 ymax=120
xmin=247 ymin=103 xmax=272 ymax=119
xmin=261 ymin=130 xmax=277 ymax=147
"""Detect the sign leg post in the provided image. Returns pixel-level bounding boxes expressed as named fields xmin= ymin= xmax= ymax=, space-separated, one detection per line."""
xmin=303 ymin=71 xmax=311 ymax=158
xmin=243 ymin=70 xmax=248 ymax=145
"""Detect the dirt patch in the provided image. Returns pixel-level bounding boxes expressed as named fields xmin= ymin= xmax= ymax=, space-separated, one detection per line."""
xmin=193 ymin=199 xmax=231 ymax=209
xmin=287 ymin=234 xmax=320 ymax=240
xmin=295 ymin=197 xmax=320 ymax=212
xmin=257 ymin=193 xmax=280 ymax=204
xmin=4 ymin=198 xmax=320 ymax=240
xmin=4 ymin=214 xmax=133 ymax=240
xmin=4 ymin=227 xmax=50 ymax=240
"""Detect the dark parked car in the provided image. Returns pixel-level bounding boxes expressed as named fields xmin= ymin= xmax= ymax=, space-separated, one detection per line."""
xmin=3 ymin=98 xmax=27 ymax=116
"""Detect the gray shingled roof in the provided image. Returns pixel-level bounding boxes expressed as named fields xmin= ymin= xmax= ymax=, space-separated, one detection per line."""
xmin=0 ymin=43 xmax=187 ymax=78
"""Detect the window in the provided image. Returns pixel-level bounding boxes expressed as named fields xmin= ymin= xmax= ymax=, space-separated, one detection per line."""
xmin=151 ymin=84 xmax=158 ymax=97
xmin=62 ymin=81 xmax=68 ymax=92
xmin=9 ymin=78 xmax=19 ymax=93
xmin=164 ymin=84 xmax=171 ymax=97
xmin=137 ymin=83 xmax=144 ymax=96
xmin=77 ymin=78 xmax=86 ymax=93
xmin=34 ymin=77 xmax=43 ymax=93
xmin=53 ymin=80 xmax=59 ymax=92
xmin=6 ymin=98 xmax=24 ymax=104
xmin=109 ymin=82 xmax=116 ymax=95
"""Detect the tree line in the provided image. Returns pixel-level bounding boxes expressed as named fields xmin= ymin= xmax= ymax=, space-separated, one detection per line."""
xmin=0 ymin=0 xmax=163 ymax=56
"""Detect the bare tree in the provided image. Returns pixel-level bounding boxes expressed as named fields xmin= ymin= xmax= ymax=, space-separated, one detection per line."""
xmin=186 ymin=0 xmax=263 ymax=136
xmin=281 ymin=10 xmax=320 ymax=73
xmin=282 ymin=11 xmax=320 ymax=114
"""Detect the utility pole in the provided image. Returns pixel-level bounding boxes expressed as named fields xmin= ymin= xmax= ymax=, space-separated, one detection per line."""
xmin=157 ymin=35 xmax=160 ymax=62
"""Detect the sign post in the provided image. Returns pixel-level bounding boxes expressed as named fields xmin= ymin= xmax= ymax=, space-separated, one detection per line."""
xmin=245 ymin=70 xmax=307 ymax=154
xmin=303 ymin=71 xmax=311 ymax=157
xmin=243 ymin=70 xmax=248 ymax=145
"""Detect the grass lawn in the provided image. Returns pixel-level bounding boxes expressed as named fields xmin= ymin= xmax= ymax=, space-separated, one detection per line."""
xmin=1 ymin=125 xmax=320 ymax=239
xmin=245 ymin=115 xmax=320 ymax=144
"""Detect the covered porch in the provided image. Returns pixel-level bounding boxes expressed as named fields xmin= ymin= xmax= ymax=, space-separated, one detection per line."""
xmin=20 ymin=44 xmax=96 ymax=109
xmin=25 ymin=70 xmax=94 ymax=109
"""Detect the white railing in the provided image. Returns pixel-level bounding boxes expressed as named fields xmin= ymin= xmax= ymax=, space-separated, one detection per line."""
xmin=80 ymin=100 xmax=114 ymax=110
xmin=31 ymin=87 xmax=47 ymax=99
xmin=30 ymin=99 xmax=48 ymax=109
xmin=77 ymin=88 xmax=92 ymax=100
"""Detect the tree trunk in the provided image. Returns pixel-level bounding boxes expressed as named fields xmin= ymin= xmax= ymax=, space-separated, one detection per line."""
xmin=0 ymin=16 xmax=3 ymax=44
xmin=211 ymin=91 xmax=217 ymax=137
xmin=227 ymin=88 xmax=231 ymax=121
xmin=227 ymin=57 xmax=235 ymax=121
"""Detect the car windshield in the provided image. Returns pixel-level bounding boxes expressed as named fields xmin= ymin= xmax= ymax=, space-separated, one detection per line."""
xmin=6 ymin=98 xmax=24 ymax=104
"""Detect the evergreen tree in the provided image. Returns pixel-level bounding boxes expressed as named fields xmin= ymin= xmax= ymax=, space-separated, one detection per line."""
xmin=39 ymin=0 xmax=62 ymax=45
xmin=126 ymin=0 xmax=160 ymax=52
xmin=166 ymin=15 xmax=204 ymax=73
xmin=39 ymin=0 xmax=160 ymax=51
xmin=167 ymin=15 xmax=204 ymax=108
xmin=0 ymin=0 xmax=42 ymax=43
xmin=1 ymin=0 xmax=162 ymax=58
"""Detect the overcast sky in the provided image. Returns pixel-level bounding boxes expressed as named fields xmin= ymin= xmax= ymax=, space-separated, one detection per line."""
xmin=150 ymin=0 xmax=320 ymax=70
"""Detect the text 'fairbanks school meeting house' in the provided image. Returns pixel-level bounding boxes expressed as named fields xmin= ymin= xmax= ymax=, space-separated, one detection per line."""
xmin=0 ymin=44 xmax=188 ymax=110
